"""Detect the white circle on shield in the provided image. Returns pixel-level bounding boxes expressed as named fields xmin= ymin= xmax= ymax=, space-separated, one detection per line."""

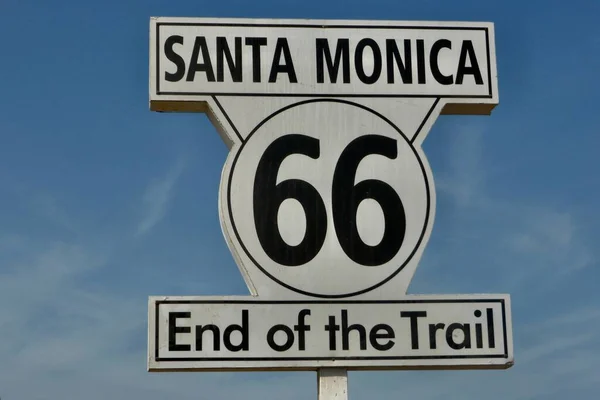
xmin=226 ymin=99 xmax=430 ymax=298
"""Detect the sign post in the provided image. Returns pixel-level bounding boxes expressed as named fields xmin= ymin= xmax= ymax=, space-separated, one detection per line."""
xmin=318 ymin=368 xmax=347 ymax=400
xmin=148 ymin=17 xmax=513 ymax=397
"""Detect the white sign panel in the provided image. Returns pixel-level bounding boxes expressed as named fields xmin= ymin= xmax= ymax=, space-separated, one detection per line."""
xmin=147 ymin=17 xmax=512 ymax=374
xmin=150 ymin=17 xmax=498 ymax=114
xmin=154 ymin=23 xmax=493 ymax=98
xmin=149 ymin=296 xmax=512 ymax=371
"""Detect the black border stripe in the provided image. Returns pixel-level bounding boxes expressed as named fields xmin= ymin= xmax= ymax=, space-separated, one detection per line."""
xmin=157 ymin=93 xmax=493 ymax=99
xmin=153 ymin=298 xmax=509 ymax=362
xmin=158 ymin=22 xmax=491 ymax=30
xmin=212 ymin=95 xmax=244 ymax=142
xmin=154 ymin=302 xmax=160 ymax=361
xmin=156 ymin=23 xmax=161 ymax=96
xmin=501 ymin=300 xmax=509 ymax=357
xmin=485 ymin=28 xmax=493 ymax=99
xmin=157 ymin=355 xmax=507 ymax=362
xmin=411 ymin=98 xmax=440 ymax=144
xmin=156 ymin=299 xmax=504 ymax=304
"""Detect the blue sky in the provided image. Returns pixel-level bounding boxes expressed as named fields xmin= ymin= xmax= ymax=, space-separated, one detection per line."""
xmin=1 ymin=0 xmax=599 ymax=398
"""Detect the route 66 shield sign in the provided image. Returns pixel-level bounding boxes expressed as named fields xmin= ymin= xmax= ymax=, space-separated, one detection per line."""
xmin=147 ymin=17 xmax=513 ymax=372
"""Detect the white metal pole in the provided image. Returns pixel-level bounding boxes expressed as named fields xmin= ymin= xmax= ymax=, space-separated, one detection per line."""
xmin=317 ymin=368 xmax=348 ymax=400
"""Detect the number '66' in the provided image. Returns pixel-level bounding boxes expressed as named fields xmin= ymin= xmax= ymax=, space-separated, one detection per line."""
xmin=253 ymin=134 xmax=406 ymax=267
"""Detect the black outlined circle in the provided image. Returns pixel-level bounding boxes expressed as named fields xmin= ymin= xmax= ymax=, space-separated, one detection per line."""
xmin=226 ymin=99 xmax=432 ymax=298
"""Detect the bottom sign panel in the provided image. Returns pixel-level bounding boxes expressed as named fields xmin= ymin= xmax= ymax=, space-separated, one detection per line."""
xmin=148 ymin=295 xmax=513 ymax=371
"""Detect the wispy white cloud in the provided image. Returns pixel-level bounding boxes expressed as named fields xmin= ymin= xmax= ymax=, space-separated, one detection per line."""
xmin=435 ymin=121 xmax=486 ymax=208
xmin=532 ymin=307 xmax=600 ymax=329
xmin=502 ymin=207 xmax=594 ymax=292
xmin=518 ymin=332 xmax=596 ymax=365
xmin=0 ymin=181 xmax=80 ymax=235
xmin=135 ymin=157 xmax=186 ymax=238
xmin=431 ymin=121 xmax=595 ymax=293
xmin=29 ymin=192 xmax=80 ymax=234
xmin=0 ymin=230 xmax=313 ymax=398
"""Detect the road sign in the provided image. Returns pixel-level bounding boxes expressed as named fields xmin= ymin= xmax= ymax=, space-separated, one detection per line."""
xmin=149 ymin=296 xmax=511 ymax=371
xmin=147 ymin=17 xmax=513 ymax=380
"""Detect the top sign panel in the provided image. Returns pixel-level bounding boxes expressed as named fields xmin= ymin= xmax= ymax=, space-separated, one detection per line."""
xmin=150 ymin=18 xmax=498 ymax=113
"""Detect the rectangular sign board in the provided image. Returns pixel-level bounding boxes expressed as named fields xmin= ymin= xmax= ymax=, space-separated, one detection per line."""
xmin=150 ymin=17 xmax=498 ymax=114
xmin=148 ymin=295 xmax=513 ymax=371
